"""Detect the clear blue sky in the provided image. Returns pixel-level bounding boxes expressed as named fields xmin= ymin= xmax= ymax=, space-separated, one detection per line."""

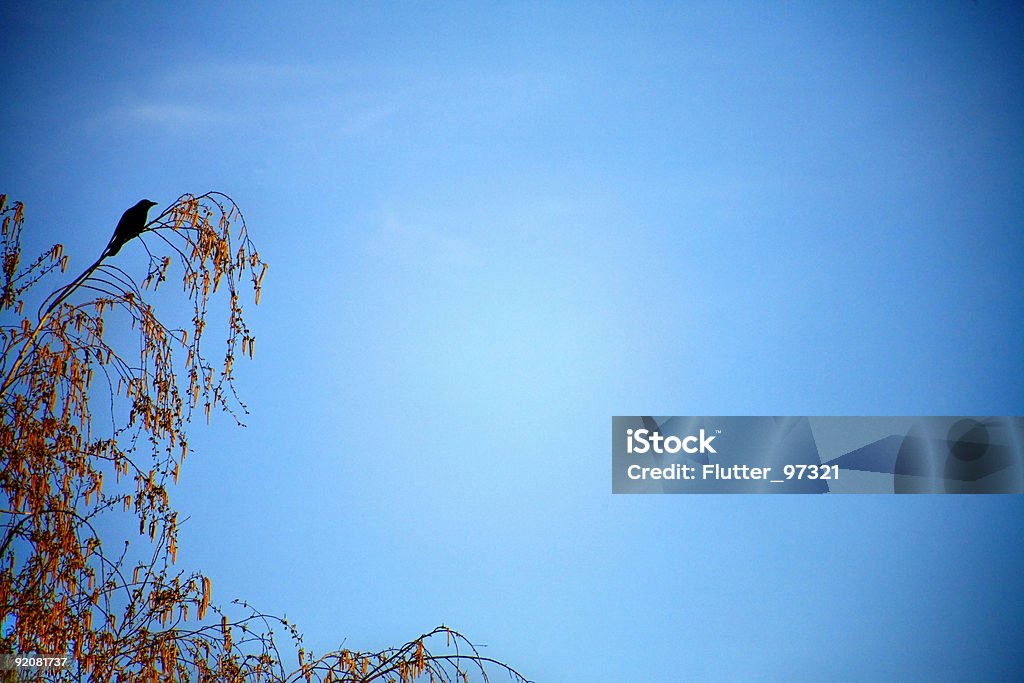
xmin=3 ymin=1 xmax=1023 ymax=680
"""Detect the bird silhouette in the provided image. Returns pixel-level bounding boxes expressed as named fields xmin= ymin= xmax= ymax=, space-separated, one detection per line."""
xmin=104 ymin=199 xmax=157 ymax=257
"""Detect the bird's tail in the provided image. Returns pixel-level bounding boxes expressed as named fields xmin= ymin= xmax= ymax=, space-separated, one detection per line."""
xmin=102 ymin=233 xmax=121 ymax=258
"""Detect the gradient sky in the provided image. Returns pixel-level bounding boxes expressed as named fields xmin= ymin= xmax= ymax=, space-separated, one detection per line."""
xmin=3 ymin=1 xmax=1023 ymax=680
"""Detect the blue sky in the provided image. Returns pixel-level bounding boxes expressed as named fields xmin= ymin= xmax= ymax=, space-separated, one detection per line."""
xmin=3 ymin=1 xmax=1023 ymax=680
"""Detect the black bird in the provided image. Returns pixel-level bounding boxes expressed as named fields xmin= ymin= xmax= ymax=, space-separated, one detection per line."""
xmin=104 ymin=199 xmax=157 ymax=257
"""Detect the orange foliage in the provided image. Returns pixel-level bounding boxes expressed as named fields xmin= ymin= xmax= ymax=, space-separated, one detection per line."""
xmin=0 ymin=193 xmax=527 ymax=682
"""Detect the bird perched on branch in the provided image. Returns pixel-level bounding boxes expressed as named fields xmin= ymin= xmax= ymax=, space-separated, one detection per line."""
xmin=104 ymin=199 xmax=158 ymax=257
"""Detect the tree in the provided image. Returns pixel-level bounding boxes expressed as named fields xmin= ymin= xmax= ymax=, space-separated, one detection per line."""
xmin=0 ymin=193 xmax=529 ymax=682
